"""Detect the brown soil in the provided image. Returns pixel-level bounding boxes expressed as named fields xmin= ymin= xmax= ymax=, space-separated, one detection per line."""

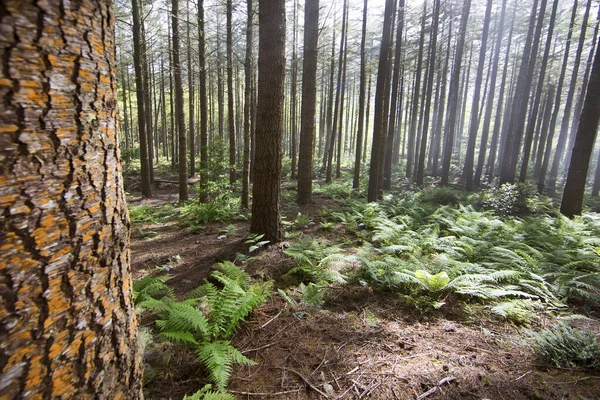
xmin=128 ymin=184 xmax=600 ymax=400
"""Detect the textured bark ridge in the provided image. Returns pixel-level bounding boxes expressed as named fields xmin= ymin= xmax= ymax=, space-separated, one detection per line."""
xmin=0 ymin=1 xmax=143 ymax=398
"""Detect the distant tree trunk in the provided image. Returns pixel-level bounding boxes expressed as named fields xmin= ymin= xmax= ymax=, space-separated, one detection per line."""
xmin=560 ymin=33 xmax=600 ymax=217
xmin=168 ymin=15 xmax=177 ymax=170
xmin=534 ymin=85 xmax=556 ymax=181
xmin=363 ymin=73 xmax=372 ymax=164
xmin=519 ymin=0 xmax=559 ymax=182
xmin=336 ymin=16 xmax=349 ymax=180
xmin=463 ymin=0 xmax=493 ymax=189
xmin=217 ymin=17 xmax=225 ymax=140
xmin=251 ymin=0 xmax=286 ymax=242
xmin=322 ymin=27 xmax=335 ymax=170
xmin=416 ymin=0 xmax=439 ymax=187
xmin=431 ymin=12 xmax=452 ymax=177
xmin=486 ymin=2 xmax=517 ymax=182
xmin=566 ymin=6 xmax=599 ymax=172
xmin=198 ymin=0 xmax=209 ymax=201
xmin=384 ymin=0 xmax=406 ymax=189
xmin=548 ymin=0 xmax=592 ymax=194
xmin=367 ymin=0 xmax=395 ymax=201
xmin=172 ymin=0 xmax=188 ymax=201
xmin=242 ymin=0 xmax=254 ymax=208
xmin=441 ymin=0 xmax=471 ymax=186
xmin=0 ymin=0 xmax=143 ymax=397
xmin=353 ymin=0 xmax=369 ymax=190
xmin=132 ymin=0 xmax=152 ymax=197
xmin=187 ymin=4 xmax=196 ymax=177
xmin=474 ymin=0 xmax=507 ymax=186
xmin=160 ymin=56 xmax=168 ymax=162
xmin=227 ymin=0 xmax=236 ymax=184
xmin=406 ymin=3 xmax=426 ymax=181
xmin=290 ymin=0 xmax=299 ymax=180
xmin=539 ymin=0 xmax=579 ymax=193
xmin=297 ymin=0 xmax=319 ymax=205
xmin=121 ymin=59 xmax=131 ymax=163
xmin=326 ymin=0 xmax=348 ymax=183
xmin=141 ymin=12 xmax=154 ymax=183
xmin=566 ymin=6 xmax=599 ymax=171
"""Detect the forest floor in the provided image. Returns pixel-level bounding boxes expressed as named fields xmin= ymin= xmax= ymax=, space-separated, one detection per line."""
xmin=127 ymin=181 xmax=600 ymax=400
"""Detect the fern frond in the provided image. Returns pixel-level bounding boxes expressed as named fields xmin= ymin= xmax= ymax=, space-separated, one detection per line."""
xmin=198 ymin=340 xmax=256 ymax=389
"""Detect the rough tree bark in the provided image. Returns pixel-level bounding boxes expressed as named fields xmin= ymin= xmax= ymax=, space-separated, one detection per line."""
xmin=250 ymin=0 xmax=286 ymax=242
xmin=0 ymin=0 xmax=143 ymax=397
xmin=297 ymin=0 xmax=320 ymax=205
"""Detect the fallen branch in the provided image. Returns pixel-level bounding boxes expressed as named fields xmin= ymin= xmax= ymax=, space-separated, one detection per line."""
xmin=229 ymin=388 xmax=302 ymax=397
xmin=260 ymin=309 xmax=283 ymax=329
xmin=417 ymin=377 xmax=456 ymax=400
xmin=241 ymin=342 xmax=276 ymax=354
xmin=283 ymin=367 xmax=330 ymax=398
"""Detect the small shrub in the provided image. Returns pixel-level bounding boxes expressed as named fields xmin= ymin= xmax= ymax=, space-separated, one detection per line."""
xmin=478 ymin=183 xmax=546 ymax=216
xmin=527 ymin=323 xmax=600 ymax=370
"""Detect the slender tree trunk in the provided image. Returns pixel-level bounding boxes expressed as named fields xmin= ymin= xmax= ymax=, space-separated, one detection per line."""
xmin=383 ymin=0 xmax=405 ymax=189
xmin=326 ymin=0 xmax=348 ymax=182
xmin=548 ymin=0 xmax=592 ymax=194
xmin=227 ymin=0 xmax=236 ymax=184
xmin=242 ymin=0 xmax=254 ymax=208
xmin=539 ymin=0 xmax=579 ymax=193
xmin=323 ymin=26 xmax=336 ymax=171
xmin=187 ymin=4 xmax=196 ymax=177
xmin=290 ymin=0 xmax=299 ymax=180
xmin=519 ymin=0 xmax=559 ymax=182
xmin=416 ymin=0 xmax=439 ymax=187
xmin=363 ymin=73 xmax=372 ymax=164
xmin=431 ymin=12 xmax=452 ymax=177
xmin=297 ymin=0 xmax=320 ymax=204
xmin=172 ymin=0 xmax=188 ymax=201
xmin=560 ymin=33 xmax=600 ymax=217
xmin=566 ymin=6 xmax=600 ymax=172
xmin=441 ymin=0 xmax=471 ymax=186
xmin=198 ymin=0 xmax=209 ymax=201
xmin=121 ymin=60 xmax=131 ymax=163
xmin=336 ymin=10 xmax=349 ymax=180
xmin=0 ymin=0 xmax=143 ymax=396
xmin=463 ymin=0 xmax=493 ymax=189
xmin=353 ymin=0 xmax=369 ymax=189
xmin=132 ymin=0 xmax=152 ymax=197
xmin=367 ymin=0 xmax=395 ymax=201
xmin=406 ymin=3 xmax=426 ymax=180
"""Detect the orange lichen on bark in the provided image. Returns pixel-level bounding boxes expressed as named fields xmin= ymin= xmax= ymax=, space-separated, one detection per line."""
xmin=0 ymin=0 xmax=142 ymax=398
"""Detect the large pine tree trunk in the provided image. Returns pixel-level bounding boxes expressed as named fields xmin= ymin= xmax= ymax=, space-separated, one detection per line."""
xmin=560 ymin=33 xmax=600 ymax=217
xmin=242 ymin=0 xmax=254 ymax=208
xmin=297 ymin=0 xmax=320 ymax=205
xmin=251 ymin=0 xmax=286 ymax=243
xmin=0 ymin=0 xmax=143 ymax=397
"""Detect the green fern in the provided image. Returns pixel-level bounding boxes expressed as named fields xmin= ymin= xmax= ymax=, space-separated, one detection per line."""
xmin=183 ymin=384 xmax=236 ymax=400
xmin=198 ymin=340 xmax=256 ymax=389
xmin=133 ymin=275 xmax=174 ymax=307
xmin=526 ymin=323 xmax=600 ymax=370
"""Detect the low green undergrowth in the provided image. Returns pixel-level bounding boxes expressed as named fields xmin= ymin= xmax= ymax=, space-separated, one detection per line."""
xmin=134 ymin=262 xmax=272 ymax=391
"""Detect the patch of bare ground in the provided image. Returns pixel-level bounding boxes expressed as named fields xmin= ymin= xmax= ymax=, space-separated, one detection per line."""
xmin=128 ymin=183 xmax=600 ymax=400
